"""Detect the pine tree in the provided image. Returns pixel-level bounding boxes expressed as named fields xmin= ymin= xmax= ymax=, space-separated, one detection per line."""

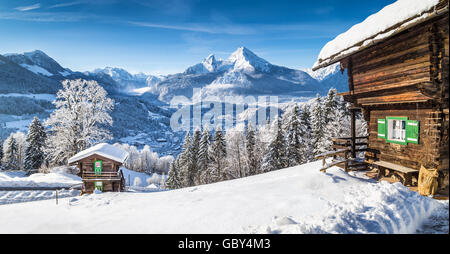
xmin=210 ymin=127 xmax=227 ymax=182
xmin=323 ymin=88 xmax=339 ymax=125
xmin=166 ymin=161 xmax=181 ymax=189
xmin=262 ymin=118 xmax=287 ymax=172
xmin=285 ymin=105 xmax=302 ymax=167
xmin=0 ymin=139 xmax=3 ymax=169
xmin=245 ymin=124 xmax=258 ymax=176
xmin=198 ymin=128 xmax=211 ymax=184
xmin=299 ymin=104 xmax=313 ymax=162
xmin=189 ymin=129 xmax=201 ymax=186
xmin=311 ymin=94 xmax=327 ymax=156
xmin=177 ymin=132 xmax=193 ymax=187
xmin=24 ymin=117 xmax=46 ymax=171
xmin=2 ymin=135 xmax=19 ymax=170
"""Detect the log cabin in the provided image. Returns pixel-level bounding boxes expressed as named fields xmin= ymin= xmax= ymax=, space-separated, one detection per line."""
xmin=313 ymin=0 xmax=449 ymax=191
xmin=68 ymin=143 xmax=129 ymax=193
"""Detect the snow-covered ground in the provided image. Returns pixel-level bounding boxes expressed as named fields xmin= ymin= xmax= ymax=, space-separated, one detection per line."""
xmin=0 ymin=161 xmax=447 ymax=234
xmin=0 ymin=168 xmax=81 ymax=188
xmin=0 ymin=190 xmax=80 ymax=205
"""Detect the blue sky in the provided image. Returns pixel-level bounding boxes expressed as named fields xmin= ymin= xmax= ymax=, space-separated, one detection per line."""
xmin=0 ymin=0 xmax=395 ymax=75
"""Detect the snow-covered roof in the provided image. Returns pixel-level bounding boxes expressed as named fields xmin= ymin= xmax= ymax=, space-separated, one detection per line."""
xmin=68 ymin=143 xmax=129 ymax=164
xmin=313 ymin=0 xmax=448 ymax=70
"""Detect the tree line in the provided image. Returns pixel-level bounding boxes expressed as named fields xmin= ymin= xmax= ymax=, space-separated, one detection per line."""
xmin=166 ymin=88 xmax=367 ymax=189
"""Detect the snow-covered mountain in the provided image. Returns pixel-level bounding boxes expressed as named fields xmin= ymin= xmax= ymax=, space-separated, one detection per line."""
xmin=5 ymin=50 xmax=73 ymax=77
xmin=304 ymin=63 xmax=348 ymax=92
xmin=1 ymin=47 xmax=348 ymax=155
xmin=0 ymin=51 xmax=183 ymax=155
xmin=91 ymin=67 xmax=163 ymax=91
xmin=153 ymin=47 xmax=321 ymax=102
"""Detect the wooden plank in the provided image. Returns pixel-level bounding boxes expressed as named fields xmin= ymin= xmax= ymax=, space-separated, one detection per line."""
xmin=315 ymin=148 xmax=350 ymax=159
xmin=373 ymin=160 xmax=419 ymax=174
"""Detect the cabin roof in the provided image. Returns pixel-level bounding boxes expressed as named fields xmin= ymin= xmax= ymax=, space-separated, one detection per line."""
xmin=312 ymin=0 xmax=448 ymax=71
xmin=68 ymin=143 xmax=129 ymax=164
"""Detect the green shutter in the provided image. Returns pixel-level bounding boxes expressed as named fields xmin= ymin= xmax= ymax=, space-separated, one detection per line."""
xmin=406 ymin=120 xmax=419 ymax=144
xmin=377 ymin=119 xmax=386 ymax=139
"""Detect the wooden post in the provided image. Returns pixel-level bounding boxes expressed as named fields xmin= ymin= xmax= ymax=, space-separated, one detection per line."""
xmin=351 ymin=109 xmax=356 ymax=159
xmin=55 ymin=190 xmax=58 ymax=205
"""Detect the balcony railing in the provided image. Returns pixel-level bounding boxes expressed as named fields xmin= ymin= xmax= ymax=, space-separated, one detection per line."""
xmin=82 ymin=171 xmax=121 ymax=181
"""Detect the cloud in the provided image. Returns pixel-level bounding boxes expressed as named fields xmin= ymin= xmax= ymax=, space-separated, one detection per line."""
xmin=0 ymin=11 xmax=90 ymax=22
xmin=129 ymin=21 xmax=254 ymax=35
xmin=48 ymin=1 xmax=83 ymax=9
xmin=14 ymin=3 xmax=41 ymax=11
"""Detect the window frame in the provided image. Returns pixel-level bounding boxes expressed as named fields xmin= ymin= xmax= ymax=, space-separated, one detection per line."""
xmin=386 ymin=116 xmax=408 ymax=145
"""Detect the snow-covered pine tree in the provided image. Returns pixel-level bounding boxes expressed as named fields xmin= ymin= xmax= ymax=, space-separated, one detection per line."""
xmin=323 ymin=95 xmax=351 ymax=151
xmin=24 ymin=117 xmax=47 ymax=171
xmin=285 ymin=105 xmax=303 ymax=167
xmin=261 ymin=118 xmax=287 ymax=172
xmin=44 ymin=79 xmax=114 ymax=165
xmin=0 ymin=138 xmax=3 ymax=169
xmin=209 ymin=126 xmax=227 ymax=182
xmin=245 ymin=124 xmax=258 ymax=176
xmin=177 ymin=132 xmax=193 ymax=187
xmin=198 ymin=128 xmax=211 ymax=184
xmin=311 ymin=94 xmax=327 ymax=156
xmin=189 ymin=129 xmax=201 ymax=186
xmin=166 ymin=161 xmax=181 ymax=189
xmin=299 ymin=104 xmax=313 ymax=162
xmin=2 ymin=134 xmax=19 ymax=170
xmin=323 ymin=88 xmax=339 ymax=125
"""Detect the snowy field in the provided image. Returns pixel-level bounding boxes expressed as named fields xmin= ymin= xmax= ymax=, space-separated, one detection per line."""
xmin=0 ymin=161 xmax=447 ymax=234
xmin=0 ymin=168 xmax=81 ymax=188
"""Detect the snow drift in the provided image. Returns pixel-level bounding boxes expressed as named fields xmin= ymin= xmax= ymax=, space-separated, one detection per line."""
xmin=0 ymin=161 xmax=444 ymax=233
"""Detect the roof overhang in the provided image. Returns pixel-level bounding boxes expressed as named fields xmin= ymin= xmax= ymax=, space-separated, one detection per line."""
xmin=312 ymin=3 xmax=449 ymax=71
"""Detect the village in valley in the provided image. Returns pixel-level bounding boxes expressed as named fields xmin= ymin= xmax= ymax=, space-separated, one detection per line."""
xmin=0 ymin=0 xmax=448 ymax=234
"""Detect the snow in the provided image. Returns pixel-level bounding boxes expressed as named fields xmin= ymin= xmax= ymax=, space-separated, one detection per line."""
xmin=313 ymin=0 xmax=441 ymax=69
xmin=0 ymin=161 xmax=446 ymax=234
xmin=304 ymin=63 xmax=340 ymax=81
xmin=0 ymin=168 xmax=81 ymax=188
xmin=229 ymin=47 xmax=270 ymax=73
xmin=20 ymin=64 xmax=53 ymax=76
xmin=0 ymin=190 xmax=80 ymax=205
xmin=68 ymin=143 xmax=129 ymax=164
xmin=0 ymin=93 xmax=55 ymax=102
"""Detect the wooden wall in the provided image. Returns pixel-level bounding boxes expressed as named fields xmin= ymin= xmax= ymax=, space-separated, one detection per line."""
xmin=345 ymin=13 xmax=449 ymax=188
xmin=78 ymin=154 xmax=121 ymax=174
xmin=346 ymin=14 xmax=449 ymax=106
xmin=366 ymin=103 xmax=440 ymax=170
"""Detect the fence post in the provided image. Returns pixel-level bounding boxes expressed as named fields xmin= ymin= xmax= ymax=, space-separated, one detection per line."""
xmin=55 ymin=190 xmax=58 ymax=205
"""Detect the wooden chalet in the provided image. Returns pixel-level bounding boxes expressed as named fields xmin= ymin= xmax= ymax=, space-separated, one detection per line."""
xmin=68 ymin=143 xmax=129 ymax=193
xmin=313 ymin=0 xmax=449 ymax=192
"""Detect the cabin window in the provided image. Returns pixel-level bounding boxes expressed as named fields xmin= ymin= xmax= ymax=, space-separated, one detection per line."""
xmin=387 ymin=118 xmax=406 ymax=143
xmin=94 ymin=181 xmax=103 ymax=191
xmin=378 ymin=117 xmax=419 ymax=145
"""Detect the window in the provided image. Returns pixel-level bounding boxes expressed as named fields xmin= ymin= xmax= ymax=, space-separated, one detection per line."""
xmin=378 ymin=117 xmax=419 ymax=145
xmin=387 ymin=119 xmax=406 ymax=142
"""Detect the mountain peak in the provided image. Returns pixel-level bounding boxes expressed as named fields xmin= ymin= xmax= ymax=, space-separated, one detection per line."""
xmin=228 ymin=47 xmax=270 ymax=72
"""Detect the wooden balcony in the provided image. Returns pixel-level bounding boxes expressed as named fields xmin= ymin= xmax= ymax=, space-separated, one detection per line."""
xmin=82 ymin=171 xmax=122 ymax=181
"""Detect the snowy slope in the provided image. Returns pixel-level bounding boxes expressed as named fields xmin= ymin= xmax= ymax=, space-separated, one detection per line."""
xmin=91 ymin=67 xmax=162 ymax=91
xmin=0 ymin=168 xmax=81 ymax=188
xmin=0 ymin=161 xmax=445 ymax=234
xmin=304 ymin=63 xmax=348 ymax=92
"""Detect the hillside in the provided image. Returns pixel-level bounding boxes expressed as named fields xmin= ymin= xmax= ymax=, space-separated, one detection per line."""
xmin=0 ymin=161 xmax=445 ymax=234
